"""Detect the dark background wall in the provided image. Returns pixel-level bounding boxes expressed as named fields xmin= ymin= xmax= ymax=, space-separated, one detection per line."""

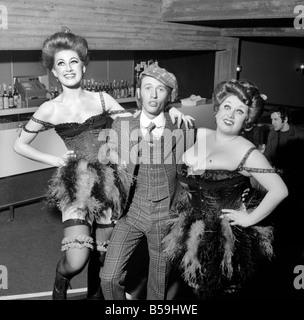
xmin=134 ymin=50 xmax=215 ymax=100
xmin=239 ymin=39 xmax=304 ymax=108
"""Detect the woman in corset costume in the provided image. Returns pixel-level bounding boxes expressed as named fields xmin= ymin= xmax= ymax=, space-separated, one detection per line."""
xmin=162 ymin=80 xmax=288 ymax=299
xmin=13 ymin=29 xmax=193 ymax=300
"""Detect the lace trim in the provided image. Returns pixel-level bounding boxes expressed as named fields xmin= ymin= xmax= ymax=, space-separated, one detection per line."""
xmin=61 ymin=234 xmax=94 ymax=251
xmin=99 ymin=91 xmax=105 ymax=112
xmin=202 ymin=147 xmax=280 ymax=174
xmin=181 ymin=165 xmax=281 ymax=180
xmin=241 ymin=167 xmax=282 ymax=174
xmin=237 ymin=147 xmax=282 ymax=174
xmin=98 ymin=91 xmax=131 ymax=116
xmin=107 ymin=109 xmax=130 ymax=115
xmin=23 ymin=116 xmax=54 ymax=133
xmin=22 ymin=97 xmax=128 ymax=134
xmin=237 ymin=146 xmax=256 ymax=169
xmin=191 ymin=167 xmax=280 ymax=177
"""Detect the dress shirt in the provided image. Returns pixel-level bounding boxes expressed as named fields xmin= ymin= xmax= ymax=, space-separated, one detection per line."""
xmin=140 ymin=111 xmax=166 ymax=141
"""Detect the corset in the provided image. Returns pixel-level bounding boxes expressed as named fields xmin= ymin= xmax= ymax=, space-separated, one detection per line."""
xmin=55 ymin=114 xmax=113 ymax=160
xmin=178 ymin=165 xmax=251 ymax=216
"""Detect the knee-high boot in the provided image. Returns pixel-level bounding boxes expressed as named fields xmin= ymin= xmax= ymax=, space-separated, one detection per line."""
xmin=86 ymin=249 xmax=104 ymax=300
xmin=52 ymin=269 xmax=71 ymax=300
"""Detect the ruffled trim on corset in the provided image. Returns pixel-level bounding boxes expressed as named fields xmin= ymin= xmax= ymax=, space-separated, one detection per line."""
xmin=162 ymin=188 xmax=274 ymax=298
xmin=46 ymin=157 xmax=129 ymax=223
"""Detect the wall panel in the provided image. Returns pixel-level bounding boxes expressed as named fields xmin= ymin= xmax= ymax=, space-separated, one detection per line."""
xmin=0 ymin=0 xmax=225 ymax=51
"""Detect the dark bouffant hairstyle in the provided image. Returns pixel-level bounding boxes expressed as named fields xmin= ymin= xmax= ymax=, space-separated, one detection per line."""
xmin=270 ymin=106 xmax=291 ymax=124
xmin=213 ymin=79 xmax=265 ymax=126
xmin=42 ymin=31 xmax=89 ymax=70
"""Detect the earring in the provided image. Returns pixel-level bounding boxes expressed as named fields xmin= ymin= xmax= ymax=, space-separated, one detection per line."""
xmin=137 ymin=88 xmax=140 ymax=99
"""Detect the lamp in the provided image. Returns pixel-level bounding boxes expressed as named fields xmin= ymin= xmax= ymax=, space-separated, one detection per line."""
xmin=236 ymin=65 xmax=242 ymax=73
xmin=296 ymin=63 xmax=304 ymax=75
xmin=300 ymin=63 xmax=304 ymax=75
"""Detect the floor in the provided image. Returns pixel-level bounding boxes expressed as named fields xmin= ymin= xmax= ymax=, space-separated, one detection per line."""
xmin=0 ymin=200 xmax=150 ymax=301
xmin=0 ymin=201 xmax=87 ymax=300
xmin=0 ymin=200 xmax=303 ymax=301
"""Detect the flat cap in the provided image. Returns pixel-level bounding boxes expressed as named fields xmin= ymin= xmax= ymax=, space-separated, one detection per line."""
xmin=140 ymin=65 xmax=178 ymax=102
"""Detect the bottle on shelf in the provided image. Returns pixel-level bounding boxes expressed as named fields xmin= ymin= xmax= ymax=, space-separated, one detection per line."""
xmin=128 ymin=80 xmax=134 ymax=98
xmin=141 ymin=61 xmax=148 ymax=71
xmin=0 ymin=85 xmax=3 ymax=110
xmin=135 ymin=62 xmax=141 ymax=76
xmin=116 ymin=80 xmax=121 ymax=99
xmin=123 ymin=80 xmax=128 ymax=98
xmin=134 ymin=60 xmax=151 ymax=90
xmin=105 ymin=81 xmax=109 ymax=94
xmin=87 ymin=79 xmax=91 ymax=91
xmin=112 ymin=79 xmax=117 ymax=99
xmin=17 ymin=93 xmax=22 ymax=108
xmin=94 ymin=82 xmax=99 ymax=92
xmin=90 ymin=81 xmax=96 ymax=92
xmin=13 ymin=86 xmax=19 ymax=108
xmin=91 ymin=78 xmax=95 ymax=91
xmin=2 ymin=84 xmax=8 ymax=109
xmin=108 ymin=82 xmax=113 ymax=97
xmin=8 ymin=84 xmax=14 ymax=108
xmin=120 ymin=80 xmax=125 ymax=98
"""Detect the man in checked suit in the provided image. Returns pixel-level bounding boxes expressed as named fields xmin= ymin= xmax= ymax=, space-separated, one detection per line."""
xmin=100 ymin=64 xmax=195 ymax=300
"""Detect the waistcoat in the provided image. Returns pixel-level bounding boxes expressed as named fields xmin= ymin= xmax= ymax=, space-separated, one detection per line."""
xmin=135 ymin=137 xmax=176 ymax=201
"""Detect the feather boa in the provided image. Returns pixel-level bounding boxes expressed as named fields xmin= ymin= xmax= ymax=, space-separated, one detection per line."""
xmin=46 ymin=157 xmax=129 ymax=222
xmin=163 ymin=187 xmax=274 ymax=298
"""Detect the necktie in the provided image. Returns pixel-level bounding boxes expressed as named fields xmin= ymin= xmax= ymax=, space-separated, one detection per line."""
xmin=146 ymin=122 xmax=156 ymax=144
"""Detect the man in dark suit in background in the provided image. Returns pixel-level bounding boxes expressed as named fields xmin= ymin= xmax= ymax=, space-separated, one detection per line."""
xmin=100 ymin=65 xmax=195 ymax=300
xmin=264 ymin=106 xmax=304 ymax=178
xmin=264 ymin=106 xmax=304 ymax=208
xmin=264 ymin=106 xmax=304 ymax=298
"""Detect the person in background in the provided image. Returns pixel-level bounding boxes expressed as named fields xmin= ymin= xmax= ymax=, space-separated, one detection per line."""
xmin=162 ymin=79 xmax=288 ymax=300
xmin=264 ymin=106 xmax=304 ymax=184
xmin=264 ymin=106 xmax=304 ymax=297
xmin=13 ymin=30 xmax=193 ymax=300
xmin=100 ymin=64 xmax=195 ymax=300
